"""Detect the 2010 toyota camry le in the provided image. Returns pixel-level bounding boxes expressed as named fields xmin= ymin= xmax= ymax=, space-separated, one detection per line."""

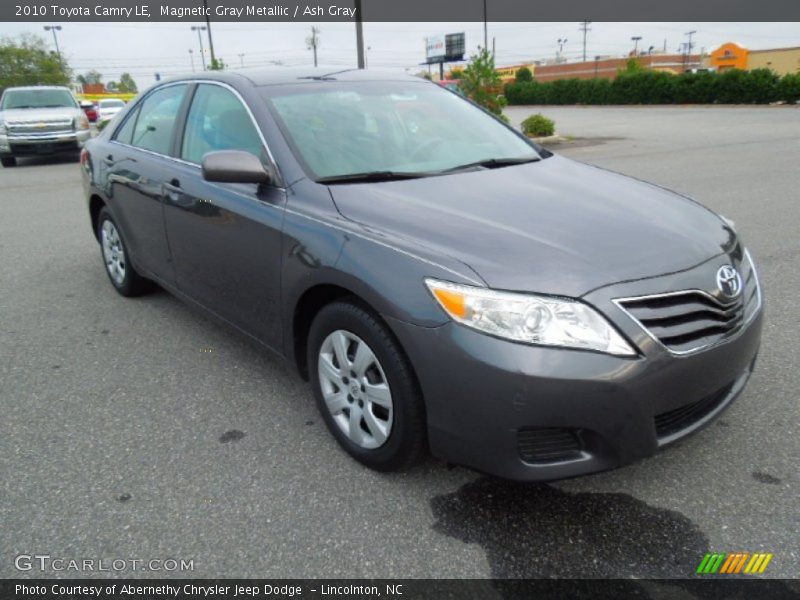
xmin=81 ymin=68 xmax=763 ymax=481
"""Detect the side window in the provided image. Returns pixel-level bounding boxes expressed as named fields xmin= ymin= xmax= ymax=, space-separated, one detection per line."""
xmin=113 ymin=105 xmax=139 ymax=145
xmin=181 ymin=84 xmax=264 ymax=164
xmin=130 ymin=84 xmax=188 ymax=155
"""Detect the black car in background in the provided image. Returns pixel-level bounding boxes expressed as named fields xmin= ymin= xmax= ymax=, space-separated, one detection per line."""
xmin=81 ymin=69 xmax=762 ymax=481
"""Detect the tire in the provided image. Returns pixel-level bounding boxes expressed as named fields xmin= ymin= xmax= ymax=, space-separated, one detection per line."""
xmin=1 ymin=157 xmax=16 ymax=167
xmin=308 ymin=300 xmax=426 ymax=471
xmin=96 ymin=207 xmax=151 ymax=297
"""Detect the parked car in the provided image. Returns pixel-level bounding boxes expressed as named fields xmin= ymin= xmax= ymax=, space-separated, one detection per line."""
xmin=96 ymin=98 xmax=126 ymax=122
xmin=81 ymin=69 xmax=763 ymax=481
xmin=0 ymin=86 xmax=91 ymax=167
xmin=80 ymin=100 xmax=99 ymax=123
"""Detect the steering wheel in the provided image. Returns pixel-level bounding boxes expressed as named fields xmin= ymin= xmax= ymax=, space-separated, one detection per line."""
xmin=410 ymin=137 xmax=445 ymax=163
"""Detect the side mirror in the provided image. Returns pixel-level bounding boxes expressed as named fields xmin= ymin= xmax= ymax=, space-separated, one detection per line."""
xmin=201 ymin=150 xmax=272 ymax=184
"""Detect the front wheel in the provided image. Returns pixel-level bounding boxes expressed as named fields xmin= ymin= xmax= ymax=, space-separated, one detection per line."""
xmin=97 ymin=207 xmax=151 ymax=296
xmin=308 ymin=301 xmax=426 ymax=471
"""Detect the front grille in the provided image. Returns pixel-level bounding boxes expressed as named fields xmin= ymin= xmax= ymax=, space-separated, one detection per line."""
xmin=7 ymin=119 xmax=73 ymax=136
xmin=655 ymin=382 xmax=734 ymax=438
xmin=518 ymin=427 xmax=584 ymax=463
xmin=617 ymin=252 xmax=760 ymax=354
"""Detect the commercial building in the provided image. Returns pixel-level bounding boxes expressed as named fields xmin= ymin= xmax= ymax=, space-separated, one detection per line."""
xmin=531 ymin=54 xmax=701 ymax=82
xmin=707 ymin=42 xmax=800 ymax=75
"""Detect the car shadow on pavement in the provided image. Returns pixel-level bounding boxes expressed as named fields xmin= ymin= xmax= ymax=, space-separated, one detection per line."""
xmin=7 ymin=154 xmax=81 ymax=168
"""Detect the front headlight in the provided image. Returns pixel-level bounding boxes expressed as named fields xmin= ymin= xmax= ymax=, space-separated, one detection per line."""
xmin=74 ymin=115 xmax=89 ymax=131
xmin=425 ymin=279 xmax=636 ymax=356
xmin=0 ymin=120 xmax=7 ymax=135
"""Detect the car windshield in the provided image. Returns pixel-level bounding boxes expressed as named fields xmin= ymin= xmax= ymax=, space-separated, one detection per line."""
xmin=100 ymin=100 xmax=125 ymax=108
xmin=264 ymin=80 xmax=540 ymax=180
xmin=1 ymin=88 xmax=76 ymax=110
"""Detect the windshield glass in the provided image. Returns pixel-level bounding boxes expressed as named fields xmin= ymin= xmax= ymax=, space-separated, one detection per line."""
xmin=264 ymin=80 xmax=539 ymax=180
xmin=100 ymin=99 xmax=125 ymax=108
xmin=1 ymin=88 xmax=77 ymax=110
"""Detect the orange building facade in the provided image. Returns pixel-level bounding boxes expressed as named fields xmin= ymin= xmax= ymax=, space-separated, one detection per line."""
xmin=707 ymin=43 xmax=749 ymax=72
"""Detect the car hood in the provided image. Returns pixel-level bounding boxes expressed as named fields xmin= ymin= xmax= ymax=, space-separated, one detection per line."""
xmin=328 ymin=155 xmax=734 ymax=297
xmin=0 ymin=107 xmax=79 ymax=121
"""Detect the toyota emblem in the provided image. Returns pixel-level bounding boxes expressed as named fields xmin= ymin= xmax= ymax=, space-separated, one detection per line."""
xmin=716 ymin=265 xmax=742 ymax=299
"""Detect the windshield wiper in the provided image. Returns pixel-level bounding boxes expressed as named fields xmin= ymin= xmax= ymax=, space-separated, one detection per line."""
xmin=440 ymin=156 xmax=541 ymax=173
xmin=317 ymin=170 xmax=431 ymax=184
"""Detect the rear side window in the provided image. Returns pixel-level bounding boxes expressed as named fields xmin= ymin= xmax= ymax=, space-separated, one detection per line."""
xmin=114 ymin=106 xmax=139 ymax=145
xmin=130 ymin=84 xmax=188 ymax=155
xmin=181 ymin=84 xmax=264 ymax=164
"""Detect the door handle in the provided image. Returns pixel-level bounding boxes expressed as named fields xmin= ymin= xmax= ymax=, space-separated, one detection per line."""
xmin=102 ymin=154 xmax=114 ymax=166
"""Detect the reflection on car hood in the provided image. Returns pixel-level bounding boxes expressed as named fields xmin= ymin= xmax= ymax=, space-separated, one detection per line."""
xmin=328 ymin=155 xmax=733 ymax=297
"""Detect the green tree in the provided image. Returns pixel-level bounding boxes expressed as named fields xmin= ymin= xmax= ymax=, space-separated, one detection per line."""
xmin=118 ymin=72 xmax=137 ymax=93
xmin=515 ymin=66 xmax=533 ymax=83
xmin=0 ymin=34 xmax=71 ymax=91
xmin=448 ymin=67 xmax=464 ymax=80
xmin=76 ymin=69 xmax=103 ymax=85
xmin=209 ymin=57 xmax=225 ymax=71
xmin=460 ymin=47 xmax=507 ymax=119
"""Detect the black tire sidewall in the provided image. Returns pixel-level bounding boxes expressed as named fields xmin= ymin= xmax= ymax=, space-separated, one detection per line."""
xmin=308 ymin=302 xmax=422 ymax=471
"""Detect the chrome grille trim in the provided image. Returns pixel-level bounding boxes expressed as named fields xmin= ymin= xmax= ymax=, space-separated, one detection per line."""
xmin=614 ymin=249 xmax=761 ymax=356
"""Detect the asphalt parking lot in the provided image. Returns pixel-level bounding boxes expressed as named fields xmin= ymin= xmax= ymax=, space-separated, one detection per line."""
xmin=1 ymin=106 xmax=798 ymax=581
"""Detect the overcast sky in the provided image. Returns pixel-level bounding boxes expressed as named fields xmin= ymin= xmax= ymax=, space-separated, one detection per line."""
xmin=2 ymin=21 xmax=798 ymax=88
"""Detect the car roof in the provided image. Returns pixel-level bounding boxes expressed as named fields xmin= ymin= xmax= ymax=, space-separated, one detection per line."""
xmin=160 ymin=67 xmax=426 ymax=88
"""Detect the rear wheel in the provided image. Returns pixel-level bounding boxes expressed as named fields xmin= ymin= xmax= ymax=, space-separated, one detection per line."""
xmin=1 ymin=157 xmax=16 ymax=167
xmin=97 ymin=207 xmax=151 ymax=296
xmin=308 ymin=301 xmax=426 ymax=471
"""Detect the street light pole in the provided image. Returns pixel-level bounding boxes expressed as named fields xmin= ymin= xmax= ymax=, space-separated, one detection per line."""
xmin=631 ymin=36 xmax=642 ymax=56
xmin=355 ymin=0 xmax=365 ymax=69
xmin=238 ymin=53 xmax=245 ymax=68
xmin=483 ymin=0 xmax=488 ymax=51
xmin=191 ymin=26 xmax=207 ymax=71
xmin=188 ymin=49 xmax=195 ymax=72
xmin=202 ymin=0 xmax=217 ymax=68
xmin=43 ymin=26 xmax=62 ymax=62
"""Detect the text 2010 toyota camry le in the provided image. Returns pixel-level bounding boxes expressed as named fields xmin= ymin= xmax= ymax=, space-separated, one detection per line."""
xmin=81 ymin=69 xmax=762 ymax=481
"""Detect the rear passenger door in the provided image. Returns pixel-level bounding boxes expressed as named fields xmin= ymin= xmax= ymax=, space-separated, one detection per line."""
xmin=106 ymin=83 xmax=189 ymax=284
xmin=162 ymin=83 xmax=286 ymax=349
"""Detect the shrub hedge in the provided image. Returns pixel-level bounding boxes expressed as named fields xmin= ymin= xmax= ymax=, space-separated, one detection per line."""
xmin=505 ymin=69 xmax=800 ymax=105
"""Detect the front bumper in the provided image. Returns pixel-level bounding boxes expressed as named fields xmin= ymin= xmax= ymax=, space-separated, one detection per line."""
xmin=387 ymin=285 xmax=763 ymax=482
xmin=0 ymin=129 xmax=90 ymax=156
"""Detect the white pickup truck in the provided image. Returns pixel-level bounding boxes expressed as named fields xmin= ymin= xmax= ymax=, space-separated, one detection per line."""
xmin=0 ymin=85 xmax=91 ymax=167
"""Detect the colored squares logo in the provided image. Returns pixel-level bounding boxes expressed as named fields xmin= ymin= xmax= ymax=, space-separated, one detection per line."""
xmin=697 ymin=552 xmax=773 ymax=574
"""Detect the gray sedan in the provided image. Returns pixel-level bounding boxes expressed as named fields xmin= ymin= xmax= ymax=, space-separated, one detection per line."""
xmin=80 ymin=69 xmax=762 ymax=481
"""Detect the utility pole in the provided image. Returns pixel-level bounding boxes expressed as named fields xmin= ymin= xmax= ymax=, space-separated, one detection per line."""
xmin=238 ymin=53 xmax=245 ymax=68
xmin=191 ymin=26 xmax=207 ymax=71
xmin=188 ymin=48 xmax=195 ymax=72
xmin=307 ymin=26 xmax=319 ymax=67
xmin=43 ymin=26 xmax=62 ymax=62
xmin=355 ymin=0 xmax=365 ymax=69
xmin=631 ymin=36 xmax=642 ymax=56
xmin=202 ymin=0 xmax=217 ymax=68
xmin=683 ymin=30 xmax=696 ymax=71
xmin=594 ymin=55 xmax=600 ymax=77
xmin=579 ymin=20 xmax=591 ymax=62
